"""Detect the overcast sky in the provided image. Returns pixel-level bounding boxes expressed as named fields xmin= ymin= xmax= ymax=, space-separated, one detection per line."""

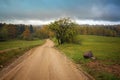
xmin=0 ymin=0 xmax=120 ymax=25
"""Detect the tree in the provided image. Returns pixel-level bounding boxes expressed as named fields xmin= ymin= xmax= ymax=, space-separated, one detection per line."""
xmin=49 ymin=18 xmax=77 ymax=44
xmin=29 ymin=25 xmax=34 ymax=33
xmin=115 ymin=26 xmax=120 ymax=36
xmin=17 ymin=24 xmax=25 ymax=35
xmin=7 ymin=24 xmax=17 ymax=39
xmin=0 ymin=25 xmax=8 ymax=41
xmin=22 ymin=27 xmax=31 ymax=40
xmin=35 ymin=25 xmax=54 ymax=39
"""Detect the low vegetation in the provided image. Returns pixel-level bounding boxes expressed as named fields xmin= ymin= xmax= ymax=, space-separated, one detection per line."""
xmin=57 ymin=35 xmax=120 ymax=80
xmin=0 ymin=40 xmax=44 ymax=50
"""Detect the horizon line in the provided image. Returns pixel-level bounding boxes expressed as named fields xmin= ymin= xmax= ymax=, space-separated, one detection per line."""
xmin=0 ymin=19 xmax=120 ymax=25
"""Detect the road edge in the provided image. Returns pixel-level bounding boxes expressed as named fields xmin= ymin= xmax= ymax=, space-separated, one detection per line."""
xmin=54 ymin=47 xmax=95 ymax=80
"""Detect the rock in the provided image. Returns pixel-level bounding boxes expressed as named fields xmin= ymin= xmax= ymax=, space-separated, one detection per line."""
xmin=0 ymin=65 xmax=3 ymax=68
xmin=83 ymin=51 xmax=93 ymax=59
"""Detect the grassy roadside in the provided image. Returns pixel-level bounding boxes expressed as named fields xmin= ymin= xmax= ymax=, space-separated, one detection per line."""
xmin=0 ymin=40 xmax=45 ymax=70
xmin=0 ymin=40 xmax=45 ymax=50
xmin=55 ymin=35 xmax=120 ymax=80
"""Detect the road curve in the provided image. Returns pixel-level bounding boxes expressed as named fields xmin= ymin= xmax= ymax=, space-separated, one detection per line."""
xmin=1 ymin=39 xmax=90 ymax=80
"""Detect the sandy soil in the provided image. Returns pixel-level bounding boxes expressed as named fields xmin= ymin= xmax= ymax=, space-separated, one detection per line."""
xmin=0 ymin=39 xmax=91 ymax=80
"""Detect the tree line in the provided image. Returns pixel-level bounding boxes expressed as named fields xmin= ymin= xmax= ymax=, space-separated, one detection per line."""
xmin=0 ymin=18 xmax=120 ymax=44
xmin=77 ymin=25 xmax=120 ymax=37
xmin=0 ymin=23 xmax=53 ymax=41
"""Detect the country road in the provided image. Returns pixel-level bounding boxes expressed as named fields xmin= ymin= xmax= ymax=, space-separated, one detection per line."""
xmin=0 ymin=39 xmax=91 ymax=80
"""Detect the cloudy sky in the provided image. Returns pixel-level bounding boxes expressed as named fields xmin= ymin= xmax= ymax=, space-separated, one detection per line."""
xmin=0 ymin=0 xmax=120 ymax=25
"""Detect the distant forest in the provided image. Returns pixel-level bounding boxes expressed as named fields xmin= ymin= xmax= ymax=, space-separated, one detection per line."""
xmin=77 ymin=25 xmax=120 ymax=37
xmin=0 ymin=23 xmax=120 ymax=41
xmin=0 ymin=23 xmax=53 ymax=41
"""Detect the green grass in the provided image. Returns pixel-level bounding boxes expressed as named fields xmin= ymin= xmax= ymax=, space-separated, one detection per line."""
xmin=0 ymin=39 xmax=44 ymax=69
xmin=57 ymin=35 xmax=120 ymax=80
xmin=0 ymin=40 xmax=44 ymax=50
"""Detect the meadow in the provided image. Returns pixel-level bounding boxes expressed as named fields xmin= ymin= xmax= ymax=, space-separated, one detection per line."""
xmin=0 ymin=40 xmax=44 ymax=50
xmin=57 ymin=35 xmax=120 ymax=80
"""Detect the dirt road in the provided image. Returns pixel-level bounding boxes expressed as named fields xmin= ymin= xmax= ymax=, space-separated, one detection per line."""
xmin=0 ymin=39 xmax=90 ymax=80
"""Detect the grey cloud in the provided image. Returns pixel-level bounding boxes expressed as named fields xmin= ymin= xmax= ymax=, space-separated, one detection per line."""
xmin=0 ymin=0 xmax=120 ymax=21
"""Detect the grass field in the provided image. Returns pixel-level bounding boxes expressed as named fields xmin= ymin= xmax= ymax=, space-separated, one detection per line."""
xmin=0 ymin=40 xmax=44 ymax=50
xmin=0 ymin=39 xmax=44 ymax=69
xmin=57 ymin=35 xmax=120 ymax=80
